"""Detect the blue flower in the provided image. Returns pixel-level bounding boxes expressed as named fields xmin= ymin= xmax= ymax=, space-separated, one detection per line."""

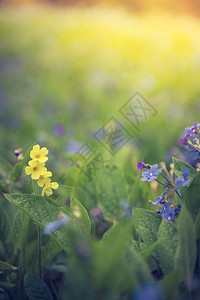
xmin=43 ymin=214 xmax=70 ymax=235
xmin=150 ymin=188 xmax=169 ymax=206
xmin=174 ymin=203 xmax=182 ymax=215
xmin=185 ymin=122 xmax=200 ymax=136
xmin=140 ymin=164 xmax=162 ymax=182
xmin=175 ymin=168 xmax=190 ymax=187
xmin=137 ymin=158 xmax=145 ymax=171
xmin=161 ymin=203 xmax=175 ymax=222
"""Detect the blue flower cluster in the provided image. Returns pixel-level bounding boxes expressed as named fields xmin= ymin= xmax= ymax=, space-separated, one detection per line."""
xmin=179 ymin=122 xmax=200 ymax=162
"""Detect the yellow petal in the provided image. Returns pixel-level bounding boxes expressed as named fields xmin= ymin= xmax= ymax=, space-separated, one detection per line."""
xmin=31 ymin=172 xmax=40 ymax=180
xmin=25 ymin=166 xmax=32 ymax=175
xmin=50 ymin=182 xmax=59 ymax=189
xmin=46 ymin=188 xmax=53 ymax=196
xmin=38 ymin=156 xmax=48 ymax=163
xmin=33 ymin=144 xmax=40 ymax=152
xmin=44 ymin=178 xmax=51 ymax=187
xmin=40 ymin=167 xmax=47 ymax=175
xmin=40 ymin=147 xmax=48 ymax=156
xmin=37 ymin=178 xmax=45 ymax=187
xmin=45 ymin=171 xmax=52 ymax=177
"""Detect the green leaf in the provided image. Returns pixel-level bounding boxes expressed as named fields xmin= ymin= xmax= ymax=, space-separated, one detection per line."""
xmin=162 ymin=269 xmax=181 ymax=300
xmin=0 ymin=205 xmax=10 ymax=242
xmin=132 ymin=208 xmax=162 ymax=247
xmin=0 ymin=261 xmax=17 ymax=271
xmin=0 ymin=281 xmax=15 ymax=290
xmin=195 ymin=211 xmax=200 ymax=239
xmin=157 ymin=219 xmax=178 ymax=274
xmin=10 ymin=145 xmax=32 ymax=182
xmin=18 ymin=215 xmax=31 ymax=250
xmin=4 ymin=194 xmax=71 ymax=254
xmin=175 ymin=205 xmax=197 ymax=281
xmin=24 ymin=273 xmax=53 ymax=300
xmin=94 ymin=165 xmax=128 ymax=221
xmin=12 ymin=209 xmax=25 ymax=245
xmin=140 ymin=241 xmax=159 ymax=262
xmin=183 ymin=171 xmax=200 ymax=220
xmin=172 ymin=156 xmax=197 ymax=180
xmin=70 ymin=196 xmax=91 ymax=235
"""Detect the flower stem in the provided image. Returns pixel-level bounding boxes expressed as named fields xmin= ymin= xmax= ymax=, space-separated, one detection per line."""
xmin=160 ymin=172 xmax=182 ymax=199
xmin=32 ymin=179 xmax=42 ymax=279
xmin=156 ymin=179 xmax=171 ymax=188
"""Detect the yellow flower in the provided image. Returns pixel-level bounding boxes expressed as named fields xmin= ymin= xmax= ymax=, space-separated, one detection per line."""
xmin=37 ymin=171 xmax=52 ymax=187
xmin=30 ymin=144 xmax=48 ymax=163
xmin=25 ymin=160 xmax=47 ymax=180
xmin=42 ymin=178 xmax=59 ymax=197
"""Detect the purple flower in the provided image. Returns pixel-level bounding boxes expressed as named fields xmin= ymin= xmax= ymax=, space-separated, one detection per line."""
xmin=161 ymin=203 xmax=175 ymax=222
xmin=175 ymin=168 xmax=190 ymax=187
xmin=54 ymin=123 xmax=65 ymax=136
xmin=132 ymin=283 xmax=163 ymax=300
xmin=185 ymin=122 xmax=200 ymax=135
xmin=121 ymin=200 xmax=132 ymax=219
xmin=137 ymin=158 xmax=145 ymax=171
xmin=91 ymin=207 xmax=103 ymax=220
xmin=178 ymin=134 xmax=189 ymax=146
xmin=140 ymin=164 xmax=162 ymax=182
xmin=174 ymin=203 xmax=182 ymax=215
xmin=150 ymin=188 xmax=169 ymax=206
xmin=43 ymin=214 xmax=70 ymax=235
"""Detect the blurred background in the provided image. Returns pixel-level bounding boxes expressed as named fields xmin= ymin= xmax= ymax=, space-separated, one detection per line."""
xmin=0 ymin=0 xmax=200 ymax=171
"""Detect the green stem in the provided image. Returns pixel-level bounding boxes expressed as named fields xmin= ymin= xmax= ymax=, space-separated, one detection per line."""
xmin=32 ymin=179 xmax=42 ymax=279
xmin=156 ymin=179 xmax=171 ymax=188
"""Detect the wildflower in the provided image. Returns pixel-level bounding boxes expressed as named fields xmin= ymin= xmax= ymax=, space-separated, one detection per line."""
xmin=185 ymin=122 xmax=200 ymax=136
xmin=174 ymin=203 xmax=182 ymax=215
xmin=43 ymin=213 xmax=70 ymax=235
xmin=54 ymin=123 xmax=65 ymax=136
xmin=30 ymin=144 xmax=48 ymax=163
xmin=137 ymin=158 xmax=145 ymax=171
xmin=178 ymin=134 xmax=190 ymax=146
xmin=42 ymin=178 xmax=59 ymax=196
xmin=140 ymin=164 xmax=162 ymax=182
xmin=120 ymin=200 xmax=132 ymax=219
xmin=160 ymin=203 xmax=175 ymax=222
xmin=25 ymin=160 xmax=47 ymax=180
xmin=137 ymin=158 xmax=151 ymax=172
xmin=186 ymin=134 xmax=200 ymax=160
xmin=150 ymin=188 xmax=169 ymax=206
xmin=37 ymin=171 xmax=52 ymax=187
xmin=175 ymin=168 xmax=190 ymax=187
xmin=91 ymin=207 xmax=103 ymax=220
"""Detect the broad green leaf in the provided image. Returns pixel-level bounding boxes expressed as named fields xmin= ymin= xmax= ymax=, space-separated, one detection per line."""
xmin=195 ymin=211 xmax=200 ymax=239
xmin=0 ymin=261 xmax=17 ymax=271
xmin=172 ymin=156 xmax=197 ymax=180
xmin=18 ymin=215 xmax=30 ymax=250
xmin=0 ymin=158 xmax=12 ymax=177
xmin=10 ymin=145 xmax=33 ymax=182
xmin=0 ymin=205 xmax=10 ymax=242
xmin=4 ymin=194 xmax=71 ymax=254
xmin=182 ymin=171 xmax=200 ymax=220
xmin=70 ymin=196 xmax=91 ymax=235
xmin=132 ymin=208 xmax=162 ymax=247
xmin=140 ymin=241 xmax=159 ymax=262
xmin=175 ymin=205 xmax=197 ymax=281
xmin=12 ymin=209 xmax=25 ymax=244
xmin=94 ymin=165 xmax=128 ymax=220
xmin=162 ymin=269 xmax=181 ymax=300
xmin=24 ymin=273 xmax=53 ymax=300
xmin=157 ymin=219 xmax=178 ymax=274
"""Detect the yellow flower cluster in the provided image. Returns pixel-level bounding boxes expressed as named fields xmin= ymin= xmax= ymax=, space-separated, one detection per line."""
xmin=25 ymin=144 xmax=59 ymax=196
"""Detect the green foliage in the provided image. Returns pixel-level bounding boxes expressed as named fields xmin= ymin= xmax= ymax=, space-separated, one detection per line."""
xmin=132 ymin=208 xmax=162 ymax=247
xmin=94 ymin=165 xmax=127 ymax=221
xmin=0 ymin=205 xmax=10 ymax=242
xmin=24 ymin=274 xmax=53 ymax=300
xmin=175 ymin=205 xmax=197 ymax=282
xmin=0 ymin=261 xmax=17 ymax=271
xmin=4 ymin=194 xmax=70 ymax=253
xmin=157 ymin=219 xmax=178 ymax=274
xmin=172 ymin=156 xmax=197 ymax=180
xmin=183 ymin=171 xmax=200 ymax=220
